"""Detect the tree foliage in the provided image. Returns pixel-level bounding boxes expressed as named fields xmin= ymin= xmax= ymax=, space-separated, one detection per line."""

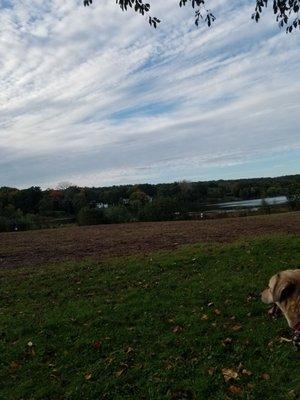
xmin=253 ymin=0 xmax=300 ymax=33
xmin=1 ymin=175 xmax=299 ymax=231
xmin=83 ymin=0 xmax=300 ymax=33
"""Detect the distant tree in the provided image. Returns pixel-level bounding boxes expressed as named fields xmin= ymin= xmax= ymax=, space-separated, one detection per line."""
xmin=0 ymin=217 xmax=10 ymax=232
xmin=38 ymin=195 xmax=55 ymax=216
xmin=104 ymin=206 xmax=133 ymax=223
xmin=139 ymin=197 xmax=179 ymax=221
xmin=56 ymin=182 xmax=74 ymax=191
xmin=14 ymin=187 xmax=42 ymax=214
xmin=1 ymin=175 xmax=299 ymax=229
xmin=73 ymin=191 xmax=89 ymax=213
xmin=83 ymin=0 xmax=300 ymax=33
xmin=129 ymin=189 xmax=149 ymax=205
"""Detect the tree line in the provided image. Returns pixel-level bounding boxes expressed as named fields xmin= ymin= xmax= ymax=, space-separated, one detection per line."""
xmin=0 ymin=174 xmax=299 ymax=231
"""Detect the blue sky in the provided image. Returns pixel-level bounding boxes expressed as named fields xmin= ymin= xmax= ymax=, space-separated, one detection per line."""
xmin=0 ymin=0 xmax=299 ymax=188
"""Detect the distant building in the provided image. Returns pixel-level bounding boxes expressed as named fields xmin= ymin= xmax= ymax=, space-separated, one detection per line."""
xmin=96 ymin=202 xmax=109 ymax=209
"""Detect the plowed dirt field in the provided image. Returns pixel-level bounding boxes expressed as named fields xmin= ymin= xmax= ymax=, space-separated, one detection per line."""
xmin=0 ymin=212 xmax=299 ymax=269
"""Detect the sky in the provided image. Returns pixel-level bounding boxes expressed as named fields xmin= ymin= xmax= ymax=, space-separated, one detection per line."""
xmin=0 ymin=0 xmax=300 ymax=189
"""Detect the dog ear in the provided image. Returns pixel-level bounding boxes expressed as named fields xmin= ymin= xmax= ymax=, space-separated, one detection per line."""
xmin=273 ymin=277 xmax=296 ymax=303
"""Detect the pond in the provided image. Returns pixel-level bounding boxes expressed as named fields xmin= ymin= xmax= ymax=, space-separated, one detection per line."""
xmin=217 ymin=196 xmax=288 ymax=209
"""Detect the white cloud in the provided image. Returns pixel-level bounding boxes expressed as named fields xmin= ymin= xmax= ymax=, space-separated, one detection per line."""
xmin=0 ymin=0 xmax=299 ymax=188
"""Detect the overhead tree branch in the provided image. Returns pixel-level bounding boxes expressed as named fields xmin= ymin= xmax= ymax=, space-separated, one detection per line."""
xmin=83 ymin=0 xmax=300 ymax=33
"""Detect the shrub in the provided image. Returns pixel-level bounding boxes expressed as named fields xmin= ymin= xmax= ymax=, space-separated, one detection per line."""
xmin=0 ymin=216 xmax=10 ymax=232
xmin=139 ymin=197 xmax=179 ymax=221
xmin=104 ymin=206 xmax=133 ymax=224
xmin=16 ymin=214 xmax=42 ymax=230
xmin=77 ymin=207 xmax=106 ymax=226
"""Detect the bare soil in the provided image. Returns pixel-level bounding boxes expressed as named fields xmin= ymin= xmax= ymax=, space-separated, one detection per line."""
xmin=0 ymin=212 xmax=299 ymax=269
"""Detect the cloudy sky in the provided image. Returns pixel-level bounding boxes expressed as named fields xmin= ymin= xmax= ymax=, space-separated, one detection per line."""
xmin=1 ymin=0 xmax=299 ymax=189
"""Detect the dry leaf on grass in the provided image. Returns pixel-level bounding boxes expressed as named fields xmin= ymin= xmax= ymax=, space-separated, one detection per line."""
xmin=231 ymin=324 xmax=242 ymax=332
xmin=10 ymin=361 xmax=20 ymax=372
xmin=222 ymin=368 xmax=239 ymax=382
xmin=242 ymin=369 xmax=252 ymax=376
xmin=115 ymin=364 xmax=128 ymax=377
xmin=288 ymin=389 xmax=297 ymax=398
xmin=172 ymin=325 xmax=183 ymax=333
xmin=125 ymin=346 xmax=134 ymax=354
xmin=222 ymin=338 xmax=233 ymax=346
xmin=84 ymin=373 xmax=92 ymax=380
xmin=92 ymin=340 xmax=102 ymax=349
xmin=228 ymin=385 xmax=243 ymax=394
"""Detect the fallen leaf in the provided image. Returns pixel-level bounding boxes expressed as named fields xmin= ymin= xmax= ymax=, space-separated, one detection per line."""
xmin=261 ymin=373 xmax=270 ymax=381
xmin=134 ymin=363 xmax=143 ymax=370
xmin=172 ymin=325 xmax=183 ymax=333
xmin=222 ymin=368 xmax=239 ymax=382
xmin=152 ymin=373 xmax=162 ymax=382
xmin=231 ymin=325 xmax=242 ymax=332
xmin=208 ymin=367 xmax=216 ymax=376
xmin=84 ymin=373 xmax=92 ymax=381
xmin=236 ymin=363 xmax=244 ymax=372
xmin=228 ymin=385 xmax=242 ymax=394
xmin=125 ymin=346 xmax=134 ymax=354
xmin=279 ymin=337 xmax=292 ymax=343
xmin=214 ymin=309 xmax=221 ymax=316
xmin=116 ymin=368 xmax=127 ymax=377
xmin=222 ymin=338 xmax=233 ymax=346
xmin=242 ymin=369 xmax=252 ymax=376
xmin=288 ymin=389 xmax=297 ymax=398
xmin=10 ymin=361 xmax=20 ymax=372
xmin=201 ymin=314 xmax=209 ymax=321
xmin=105 ymin=356 xmax=115 ymax=365
xmin=92 ymin=340 xmax=102 ymax=349
xmin=165 ymin=362 xmax=174 ymax=371
xmin=115 ymin=363 xmax=128 ymax=377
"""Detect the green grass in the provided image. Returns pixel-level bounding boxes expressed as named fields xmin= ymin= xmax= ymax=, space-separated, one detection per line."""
xmin=1 ymin=234 xmax=300 ymax=400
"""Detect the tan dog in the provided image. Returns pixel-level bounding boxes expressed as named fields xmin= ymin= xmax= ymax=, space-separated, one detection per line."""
xmin=261 ymin=269 xmax=300 ymax=331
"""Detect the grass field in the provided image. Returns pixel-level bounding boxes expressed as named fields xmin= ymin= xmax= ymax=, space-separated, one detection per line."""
xmin=1 ymin=233 xmax=300 ymax=399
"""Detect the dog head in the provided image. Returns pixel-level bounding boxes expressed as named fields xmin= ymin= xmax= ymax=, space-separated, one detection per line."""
xmin=261 ymin=269 xmax=300 ymax=330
